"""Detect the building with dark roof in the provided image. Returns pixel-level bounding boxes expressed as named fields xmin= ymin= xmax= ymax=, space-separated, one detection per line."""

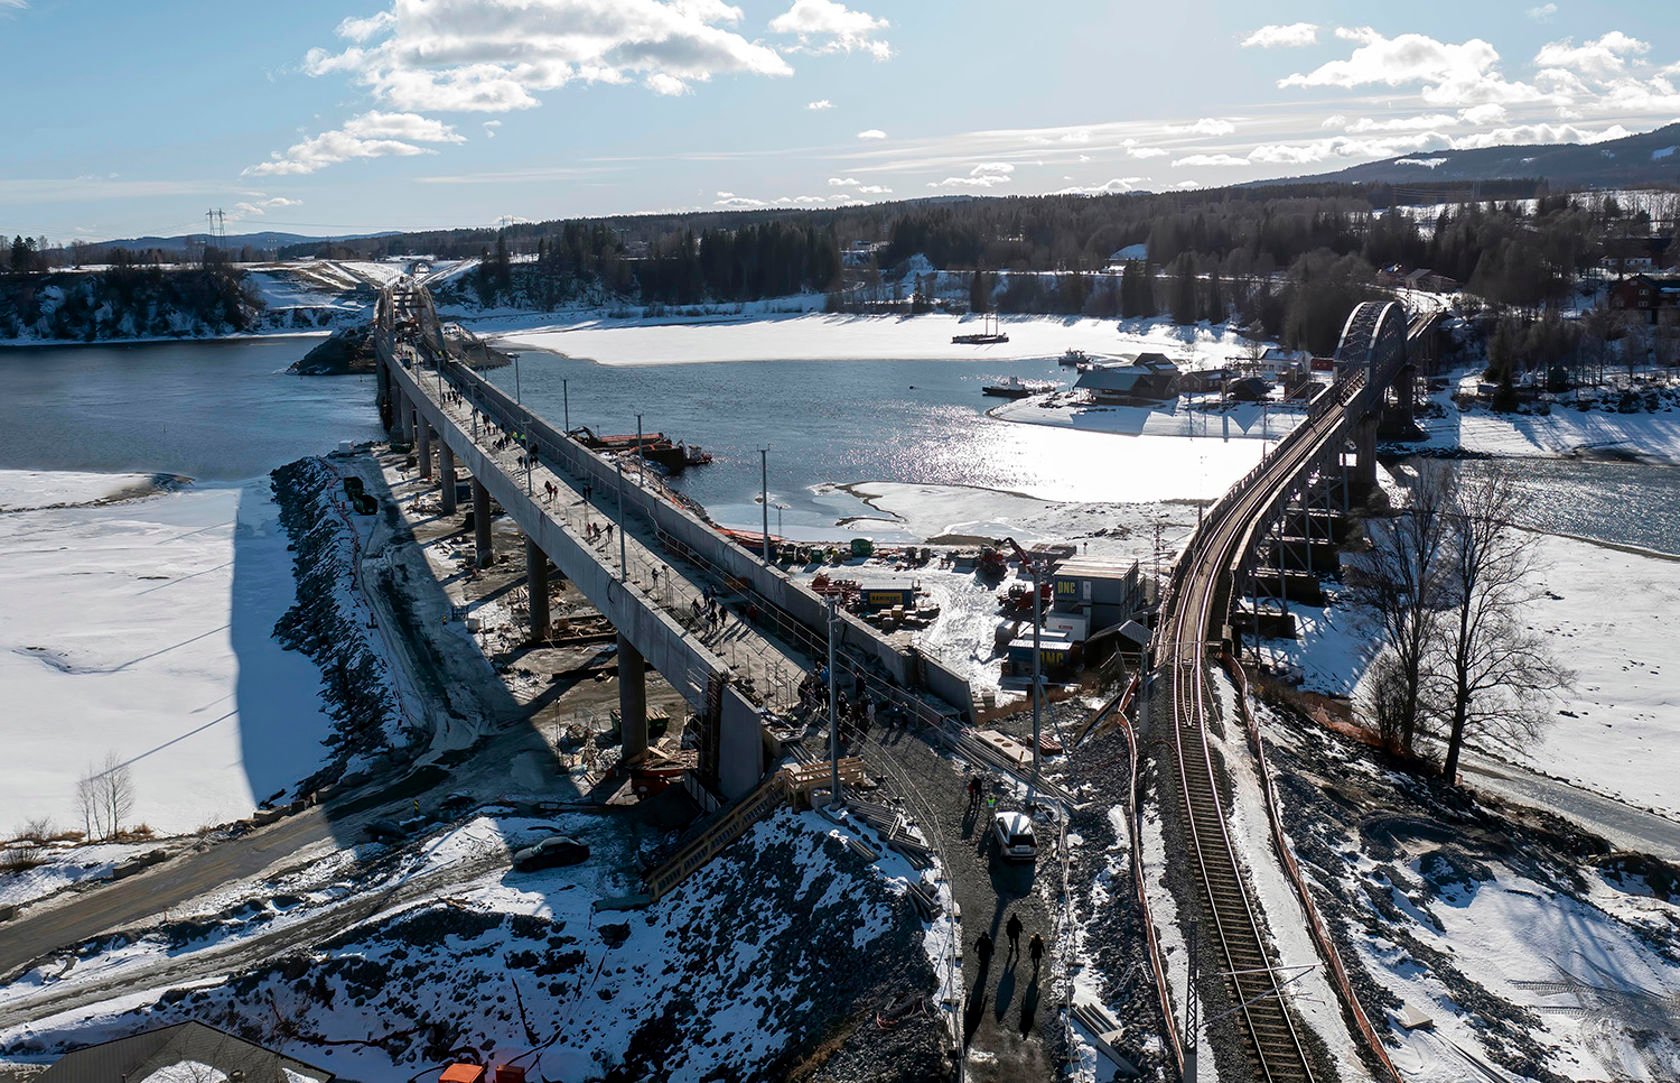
xmin=37 ymin=1023 xmax=332 ymax=1083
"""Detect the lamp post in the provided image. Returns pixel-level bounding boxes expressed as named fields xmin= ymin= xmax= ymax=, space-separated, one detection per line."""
xmin=616 ymin=458 xmax=628 ymax=581
xmin=562 ymin=377 xmax=570 ymax=433
xmin=1028 ymin=556 xmax=1043 ymax=808
xmin=636 ymin=413 xmax=644 ymax=487
xmin=827 ymin=594 xmax=841 ymax=808
xmin=759 ymin=447 xmax=771 ymax=564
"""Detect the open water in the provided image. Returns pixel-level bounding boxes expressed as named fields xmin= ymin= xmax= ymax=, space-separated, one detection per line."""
xmin=0 ymin=336 xmax=1674 ymax=555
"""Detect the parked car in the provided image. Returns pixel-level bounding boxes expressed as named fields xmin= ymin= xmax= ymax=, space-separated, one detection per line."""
xmin=512 ymin=835 xmax=590 ymax=872
xmin=990 ymin=811 xmax=1038 ymax=863
xmin=363 ymin=819 xmax=405 ymax=843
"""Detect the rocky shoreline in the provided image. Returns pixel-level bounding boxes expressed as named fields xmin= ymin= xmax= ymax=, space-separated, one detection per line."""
xmin=269 ymin=456 xmax=409 ymax=791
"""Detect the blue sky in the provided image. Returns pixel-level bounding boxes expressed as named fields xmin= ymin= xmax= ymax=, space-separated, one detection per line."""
xmin=2 ymin=0 xmax=1678 ymax=242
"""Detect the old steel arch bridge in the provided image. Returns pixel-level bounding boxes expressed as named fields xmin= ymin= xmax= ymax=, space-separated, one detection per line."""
xmin=1149 ymin=300 xmax=1439 ymax=1083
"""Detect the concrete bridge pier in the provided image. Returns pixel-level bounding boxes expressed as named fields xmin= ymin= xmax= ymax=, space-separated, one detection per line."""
xmin=439 ymin=442 xmax=458 ymax=514
xmin=417 ymin=422 xmax=433 ymax=481
xmin=394 ymin=386 xmax=411 ymax=441
xmin=617 ymin=633 xmax=649 ymax=764
xmin=1354 ymin=415 xmax=1380 ymax=495
xmin=1395 ymin=363 xmax=1417 ymax=426
xmin=472 ymin=478 xmax=494 ymax=567
xmin=525 ymin=536 xmax=550 ymax=643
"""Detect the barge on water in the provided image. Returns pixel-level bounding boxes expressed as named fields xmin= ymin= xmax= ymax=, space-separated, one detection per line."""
xmin=569 ymin=426 xmax=712 ymax=474
xmin=982 ymin=376 xmax=1054 ymax=399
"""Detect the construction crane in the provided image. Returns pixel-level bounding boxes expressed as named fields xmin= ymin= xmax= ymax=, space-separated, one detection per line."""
xmin=1003 ymin=537 xmax=1049 ymax=804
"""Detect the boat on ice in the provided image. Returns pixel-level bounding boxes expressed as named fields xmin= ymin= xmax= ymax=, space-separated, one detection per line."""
xmin=953 ymin=312 xmax=1009 ymax=344
xmin=1059 ymin=347 xmax=1088 ymax=366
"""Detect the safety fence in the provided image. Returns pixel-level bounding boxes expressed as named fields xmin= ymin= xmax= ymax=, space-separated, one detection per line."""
xmin=1116 ymin=711 xmax=1186 ymax=1079
xmin=1219 ymin=654 xmax=1404 ymax=1083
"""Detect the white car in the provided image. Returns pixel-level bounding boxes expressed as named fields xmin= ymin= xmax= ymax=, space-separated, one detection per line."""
xmin=991 ymin=811 xmax=1038 ymax=862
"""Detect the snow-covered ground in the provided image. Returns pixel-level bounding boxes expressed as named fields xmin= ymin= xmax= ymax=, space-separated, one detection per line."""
xmin=1266 ymin=703 xmax=1680 ymax=1083
xmin=498 ymin=312 xmax=1265 ymax=367
xmin=0 ymin=471 xmax=337 ymax=836
xmin=1414 ymin=370 xmax=1680 ymax=463
xmin=1266 ymin=530 xmax=1680 ymax=820
xmin=1 ymin=807 xmax=943 ymax=1082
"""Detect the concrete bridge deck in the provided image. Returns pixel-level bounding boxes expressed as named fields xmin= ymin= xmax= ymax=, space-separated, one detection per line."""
xmin=375 ymin=279 xmax=970 ymax=801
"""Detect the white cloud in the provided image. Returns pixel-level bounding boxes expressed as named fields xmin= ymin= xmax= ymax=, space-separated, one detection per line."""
xmin=0 ymin=0 xmax=29 ymax=9
xmin=1458 ymin=103 xmax=1508 ymax=125
xmin=482 ymin=119 xmax=503 ymax=139
xmin=301 ymin=0 xmax=794 ymax=114
xmin=1340 ymin=113 xmax=1457 ymax=133
xmin=1049 ymin=177 xmax=1147 ymax=196
xmin=715 ymin=194 xmax=767 ymax=207
xmin=1450 ymin=121 xmax=1631 ymax=149
xmin=1534 ymin=31 xmax=1648 ymax=77
xmin=1280 ymin=27 xmax=1555 ymax=110
xmin=857 ymin=128 xmax=887 ymax=139
xmin=1165 ymin=117 xmax=1237 ymax=136
xmin=1171 ymin=153 xmax=1249 ymax=167
xmin=1128 ymin=146 xmax=1169 ymax=159
xmin=806 ymin=98 xmax=833 ymax=110
xmin=770 ymin=0 xmax=890 ymax=60
xmin=229 ymin=196 xmax=302 ymax=220
xmin=857 ymin=184 xmax=891 ymax=194
xmin=646 ymin=72 xmax=690 ymax=96
xmin=245 ymin=110 xmax=464 ymax=176
xmin=928 ymin=161 xmax=1014 ymax=189
xmin=1241 ymin=23 xmax=1318 ymax=49
xmin=827 ymin=176 xmax=860 ymax=186
xmin=1526 ymin=3 xmax=1557 ymax=21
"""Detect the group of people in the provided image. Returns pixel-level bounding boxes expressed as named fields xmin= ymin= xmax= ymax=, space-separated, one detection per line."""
xmin=796 ymin=664 xmax=882 ymax=735
xmin=689 ymin=591 xmax=728 ymax=634
xmin=585 ymin=521 xmax=614 ymax=545
xmin=973 ymin=914 xmax=1045 ymax=975
xmin=541 ymin=480 xmax=560 ymax=503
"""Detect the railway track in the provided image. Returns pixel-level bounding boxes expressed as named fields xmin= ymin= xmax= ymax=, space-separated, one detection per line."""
xmin=1152 ymin=303 xmax=1431 ymax=1079
xmin=1154 ymin=365 xmax=1375 ymax=1082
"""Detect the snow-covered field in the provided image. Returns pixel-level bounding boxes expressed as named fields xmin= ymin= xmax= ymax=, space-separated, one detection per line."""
xmin=0 ymin=471 xmax=336 ymax=836
xmin=499 ymin=312 xmax=1264 ymax=367
xmin=1268 ymin=530 xmax=1680 ymax=820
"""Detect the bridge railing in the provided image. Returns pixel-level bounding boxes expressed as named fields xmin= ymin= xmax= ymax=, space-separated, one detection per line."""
xmin=398 ymin=335 xmax=966 ymax=733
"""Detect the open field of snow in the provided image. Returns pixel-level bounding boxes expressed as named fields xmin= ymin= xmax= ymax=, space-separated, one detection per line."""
xmin=0 ymin=471 xmax=336 ymax=836
xmin=1268 ymin=530 xmax=1680 ymax=820
xmin=499 ymin=312 xmax=1265 ymax=367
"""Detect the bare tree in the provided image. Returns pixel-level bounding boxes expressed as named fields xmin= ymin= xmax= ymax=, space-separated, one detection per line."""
xmin=1434 ymin=467 xmax=1572 ymax=782
xmin=75 ymin=751 xmax=135 ymax=841
xmin=1347 ymin=467 xmax=1452 ymax=756
xmin=75 ymin=769 xmax=99 ymax=841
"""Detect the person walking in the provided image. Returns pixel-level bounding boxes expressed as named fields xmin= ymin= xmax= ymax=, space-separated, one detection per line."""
xmin=1028 ymin=932 xmax=1045 ymax=974
xmin=966 ymin=774 xmax=983 ymax=809
xmin=974 ymin=931 xmax=994 ymax=973
xmin=1006 ymin=913 xmax=1023 ymax=961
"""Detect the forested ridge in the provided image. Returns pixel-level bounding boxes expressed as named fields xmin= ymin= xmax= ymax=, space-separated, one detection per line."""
xmin=345 ymin=181 xmax=1668 ymax=355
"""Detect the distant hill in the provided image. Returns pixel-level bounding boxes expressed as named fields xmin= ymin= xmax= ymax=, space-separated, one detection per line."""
xmin=1259 ymin=122 xmax=1680 ymax=191
xmin=91 ymin=230 xmax=399 ymax=255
